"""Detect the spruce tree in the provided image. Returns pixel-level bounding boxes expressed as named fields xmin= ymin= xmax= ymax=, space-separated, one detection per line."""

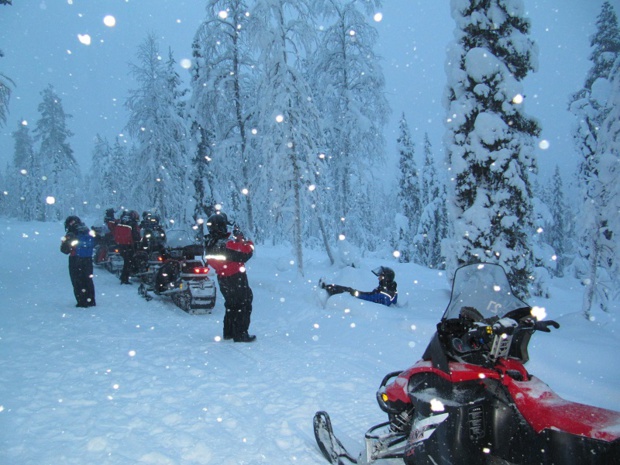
xmin=125 ymin=36 xmax=190 ymax=224
xmin=33 ymin=84 xmax=80 ymax=221
xmin=545 ymin=166 xmax=568 ymax=277
xmin=395 ymin=113 xmax=420 ymax=263
xmin=12 ymin=120 xmax=42 ymax=220
xmin=443 ymin=0 xmax=541 ymax=298
xmin=570 ymin=2 xmax=620 ymax=186
xmin=570 ymin=3 xmax=620 ymax=317
xmin=416 ymin=133 xmax=448 ymax=269
xmin=581 ymin=56 xmax=620 ymax=317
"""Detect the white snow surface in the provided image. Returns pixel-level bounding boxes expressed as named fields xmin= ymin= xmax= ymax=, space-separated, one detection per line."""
xmin=0 ymin=218 xmax=618 ymax=465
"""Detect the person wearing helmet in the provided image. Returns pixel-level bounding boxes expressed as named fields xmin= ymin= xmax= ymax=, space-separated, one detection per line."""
xmin=204 ymin=211 xmax=256 ymax=343
xmin=60 ymin=216 xmax=97 ymax=307
xmin=105 ymin=209 xmax=141 ymax=284
xmin=319 ymin=266 xmax=398 ymax=307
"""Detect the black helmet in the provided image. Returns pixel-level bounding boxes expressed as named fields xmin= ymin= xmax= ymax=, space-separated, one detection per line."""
xmin=64 ymin=215 xmax=82 ymax=232
xmin=207 ymin=212 xmax=229 ymax=236
xmin=372 ymin=266 xmax=395 ymax=284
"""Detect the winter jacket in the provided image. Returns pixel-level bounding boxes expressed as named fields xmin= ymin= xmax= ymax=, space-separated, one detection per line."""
xmin=107 ymin=219 xmax=140 ymax=246
xmin=204 ymin=232 xmax=254 ymax=277
xmin=61 ymin=225 xmax=96 ymax=258
xmin=355 ymin=281 xmax=398 ymax=307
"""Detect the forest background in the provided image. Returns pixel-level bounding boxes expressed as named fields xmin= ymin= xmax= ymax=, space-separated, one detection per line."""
xmin=0 ymin=0 xmax=618 ymax=317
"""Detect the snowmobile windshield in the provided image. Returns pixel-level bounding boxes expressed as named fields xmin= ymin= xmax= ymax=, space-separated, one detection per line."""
xmin=443 ymin=263 xmax=529 ymax=322
xmin=165 ymin=229 xmax=198 ymax=247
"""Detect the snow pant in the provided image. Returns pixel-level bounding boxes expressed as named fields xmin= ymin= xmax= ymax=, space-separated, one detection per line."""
xmin=119 ymin=245 xmax=135 ymax=284
xmin=322 ymin=283 xmax=353 ymax=297
xmin=217 ymin=272 xmax=253 ymax=339
xmin=69 ymin=256 xmax=96 ymax=307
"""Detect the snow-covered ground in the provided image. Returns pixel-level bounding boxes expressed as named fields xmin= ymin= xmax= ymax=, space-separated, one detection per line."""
xmin=0 ymin=218 xmax=618 ymax=465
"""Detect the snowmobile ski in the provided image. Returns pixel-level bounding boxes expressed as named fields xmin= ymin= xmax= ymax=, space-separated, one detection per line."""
xmin=314 ymin=411 xmax=358 ymax=464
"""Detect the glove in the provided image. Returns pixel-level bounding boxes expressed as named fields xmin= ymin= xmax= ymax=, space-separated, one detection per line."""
xmin=534 ymin=320 xmax=560 ymax=332
xmin=232 ymin=225 xmax=244 ymax=240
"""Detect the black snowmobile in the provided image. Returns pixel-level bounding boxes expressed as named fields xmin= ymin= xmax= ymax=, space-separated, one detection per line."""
xmin=138 ymin=229 xmax=216 ymax=314
xmin=314 ymin=263 xmax=620 ymax=465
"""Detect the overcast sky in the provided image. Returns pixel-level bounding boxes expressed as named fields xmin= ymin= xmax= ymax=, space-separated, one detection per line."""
xmin=0 ymin=0 xmax=606 ymax=181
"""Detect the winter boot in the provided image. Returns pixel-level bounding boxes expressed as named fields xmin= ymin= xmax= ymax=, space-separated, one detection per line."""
xmin=234 ymin=331 xmax=256 ymax=343
xmin=223 ymin=310 xmax=233 ymax=340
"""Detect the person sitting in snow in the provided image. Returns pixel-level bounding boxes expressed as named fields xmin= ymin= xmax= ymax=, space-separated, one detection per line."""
xmin=319 ymin=266 xmax=398 ymax=307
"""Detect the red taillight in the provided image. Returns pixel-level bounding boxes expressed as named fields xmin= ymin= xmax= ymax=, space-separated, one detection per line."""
xmin=193 ymin=267 xmax=209 ymax=275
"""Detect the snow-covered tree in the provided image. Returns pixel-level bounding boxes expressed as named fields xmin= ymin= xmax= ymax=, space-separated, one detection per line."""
xmin=189 ymin=0 xmax=259 ymax=235
xmin=580 ymin=56 xmax=620 ymax=317
xmin=0 ymin=58 xmax=13 ymax=127
xmin=395 ymin=113 xmax=420 ymax=262
xmin=0 ymin=0 xmax=13 ymax=128
xmin=543 ymin=166 xmax=570 ymax=277
xmin=570 ymin=2 xmax=620 ymax=188
xmin=251 ymin=0 xmax=329 ymax=274
xmin=11 ymin=120 xmax=42 ymax=220
xmin=416 ymin=133 xmax=448 ymax=269
xmin=86 ymin=134 xmax=116 ymax=214
xmin=125 ymin=36 xmax=190 ymax=224
xmin=569 ymin=3 xmax=620 ymax=317
xmin=308 ymin=0 xmax=389 ymax=247
xmin=442 ymin=0 xmax=540 ymax=298
xmin=33 ymin=84 xmax=80 ymax=221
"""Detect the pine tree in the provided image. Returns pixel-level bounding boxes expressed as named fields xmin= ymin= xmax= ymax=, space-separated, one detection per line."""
xmin=416 ymin=133 xmax=448 ymax=269
xmin=443 ymin=0 xmax=541 ymax=298
xmin=125 ymin=36 xmax=190 ymax=224
xmin=395 ymin=113 xmax=420 ymax=263
xmin=33 ymin=84 xmax=80 ymax=221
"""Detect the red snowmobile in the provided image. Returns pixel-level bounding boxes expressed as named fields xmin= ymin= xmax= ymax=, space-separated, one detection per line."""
xmin=314 ymin=263 xmax=620 ymax=465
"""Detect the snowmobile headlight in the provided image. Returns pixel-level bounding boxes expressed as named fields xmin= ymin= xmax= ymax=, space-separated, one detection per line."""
xmin=381 ymin=393 xmax=389 ymax=403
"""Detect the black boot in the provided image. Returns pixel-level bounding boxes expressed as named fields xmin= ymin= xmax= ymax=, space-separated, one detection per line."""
xmin=234 ymin=331 xmax=256 ymax=343
xmin=223 ymin=310 xmax=233 ymax=340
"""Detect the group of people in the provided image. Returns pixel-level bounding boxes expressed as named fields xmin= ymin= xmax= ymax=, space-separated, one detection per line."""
xmin=60 ymin=208 xmax=398 ymax=344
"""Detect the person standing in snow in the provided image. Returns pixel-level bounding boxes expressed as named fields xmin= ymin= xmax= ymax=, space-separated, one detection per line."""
xmin=319 ymin=266 xmax=398 ymax=307
xmin=60 ymin=216 xmax=97 ymax=308
xmin=204 ymin=211 xmax=256 ymax=343
xmin=105 ymin=208 xmax=141 ymax=284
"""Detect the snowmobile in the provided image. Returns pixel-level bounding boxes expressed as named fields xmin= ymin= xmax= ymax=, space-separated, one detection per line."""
xmin=314 ymin=263 xmax=620 ymax=465
xmin=138 ymin=229 xmax=216 ymax=314
xmin=91 ymin=225 xmax=123 ymax=275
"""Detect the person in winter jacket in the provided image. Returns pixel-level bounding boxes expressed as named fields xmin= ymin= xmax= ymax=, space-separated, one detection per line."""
xmin=60 ymin=216 xmax=96 ymax=307
xmin=105 ymin=208 xmax=141 ymax=284
xmin=319 ymin=266 xmax=398 ymax=307
xmin=204 ymin=211 xmax=256 ymax=343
